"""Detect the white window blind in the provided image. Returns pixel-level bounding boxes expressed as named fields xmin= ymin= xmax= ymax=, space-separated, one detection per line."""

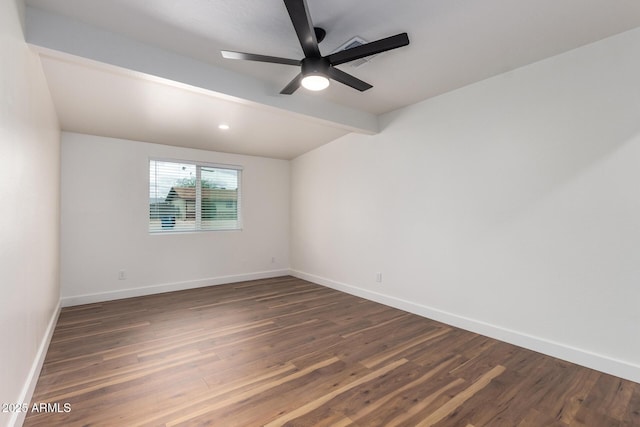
xmin=149 ymin=159 xmax=242 ymax=233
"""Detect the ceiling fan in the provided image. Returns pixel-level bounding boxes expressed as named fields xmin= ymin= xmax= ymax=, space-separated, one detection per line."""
xmin=221 ymin=0 xmax=410 ymax=95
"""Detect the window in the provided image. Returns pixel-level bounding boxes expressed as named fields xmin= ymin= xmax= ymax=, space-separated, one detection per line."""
xmin=149 ymin=159 xmax=242 ymax=233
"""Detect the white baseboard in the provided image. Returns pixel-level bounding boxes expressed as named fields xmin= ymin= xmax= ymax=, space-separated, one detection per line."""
xmin=9 ymin=302 xmax=61 ymax=427
xmin=290 ymin=269 xmax=640 ymax=384
xmin=61 ymin=269 xmax=290 ymax=307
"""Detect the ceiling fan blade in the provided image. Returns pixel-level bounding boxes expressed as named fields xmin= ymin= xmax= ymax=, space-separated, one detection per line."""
xmin=283 ymin=0 xmax=321 ymax=58
xmin=280 ymin=73 xmax=303 ymax=95
xmin=221 ymin=51 xmax=300 ymax=66
xmin=326 ymin=67 xmax=372 ymax=92
xmin=327 ymin=33 xmax=410 ymax=66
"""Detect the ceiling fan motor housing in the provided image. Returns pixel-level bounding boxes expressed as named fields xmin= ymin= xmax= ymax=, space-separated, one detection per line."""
xmin=301 ymin=57 xmax=330 ymax=77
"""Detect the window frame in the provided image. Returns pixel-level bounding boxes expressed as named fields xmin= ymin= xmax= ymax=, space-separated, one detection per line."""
xmin=149 ymin=157 xmax=243 ymax=234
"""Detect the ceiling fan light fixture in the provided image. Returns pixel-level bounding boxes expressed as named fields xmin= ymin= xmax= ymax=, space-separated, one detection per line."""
xmin=301 ymin=74 xmax=330 ymax=91
xmin=220 ymin=0 xmax=409 ymax=95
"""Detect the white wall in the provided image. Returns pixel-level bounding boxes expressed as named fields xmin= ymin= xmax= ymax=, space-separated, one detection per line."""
xmin=60 ymin=133 xmax=289 ymax=305
xmin=291 ymin=27 xmax=640 ymax=382
xmin=0 ymin=1 xmax=61 ymax=426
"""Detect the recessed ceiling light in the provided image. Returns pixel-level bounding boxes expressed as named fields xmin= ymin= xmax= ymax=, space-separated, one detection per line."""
xmin=218 ymin=124 xmax=230 ymax=130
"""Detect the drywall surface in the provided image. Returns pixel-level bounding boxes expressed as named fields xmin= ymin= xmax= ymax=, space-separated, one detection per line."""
xmin=60 ymin=133 xmax=289 ymax=304
xmin=291 ymin=27 xmax=640 ymax=381
xmin=0 ymin=1 xmax=61 ymax=426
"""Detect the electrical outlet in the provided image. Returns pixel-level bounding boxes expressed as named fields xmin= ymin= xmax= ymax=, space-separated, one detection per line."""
xmin=375 ymin=272 xmax=383 ymax=283
xmin=118 ymin=270 xmax=126 ymax=280
xmin=271 ymin=257 xmax=276 ymax=264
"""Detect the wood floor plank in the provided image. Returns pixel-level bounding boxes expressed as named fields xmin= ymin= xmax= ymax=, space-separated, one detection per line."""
xmin=414 ymin=365 xmax=506 ymax=427
xmin=625 ymin=387 xmax=640 ymax=425
xmin=23 ymin=276 xmax=640 ymax=426
xmin=516 ymin=408 xmax=567 ymax=427
xmin=164 ymin=357 xmax=341 ymax=426
xmin=195 ymin=358 xmax=364 ymax=426
xmin=360 ymin=326 xmax=450 ymax=368
xmin=340 ymin=312 xmax=410 ymax=339
xmin=582 ymin=372 xmax=635 ymax=420
xmin=348 ymin=356 xmax=462 ymax=424
xmin=263 ymin=359 xmax=408 ymax=427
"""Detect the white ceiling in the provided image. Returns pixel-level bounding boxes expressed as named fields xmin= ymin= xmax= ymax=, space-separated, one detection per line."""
xmin=39 ymin=55 xmax=350 ymax=159
xmin=25 ymin=0 xmax=640 ymax=159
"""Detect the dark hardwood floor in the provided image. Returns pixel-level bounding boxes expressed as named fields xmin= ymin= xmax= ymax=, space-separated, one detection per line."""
xmin=24 ymin=276 xmax=639 ymax=426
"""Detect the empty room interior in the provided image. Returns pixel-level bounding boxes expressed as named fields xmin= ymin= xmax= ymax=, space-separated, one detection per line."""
xmin=2 ymin=0 xmax=640 ymax=426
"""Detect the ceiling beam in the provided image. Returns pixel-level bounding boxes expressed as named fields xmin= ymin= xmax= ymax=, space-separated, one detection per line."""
xmin=25 ymin=6 xmax=379 ymax=135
